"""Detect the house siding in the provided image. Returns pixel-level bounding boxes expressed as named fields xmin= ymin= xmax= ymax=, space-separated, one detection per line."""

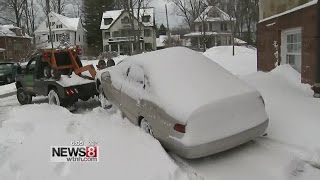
xmin=0 ymin=37 xmax=32 ymax=61
xmin=257 ymin=3 xmax=318 ymax=84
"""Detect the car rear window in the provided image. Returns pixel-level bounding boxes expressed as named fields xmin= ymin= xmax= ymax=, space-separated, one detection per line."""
xmin=55 ymin=52 xmax=72 ymax=66
xmin=54 ymin=52 xmax=83 ymax=67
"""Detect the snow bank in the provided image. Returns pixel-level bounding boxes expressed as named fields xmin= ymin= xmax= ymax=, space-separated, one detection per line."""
xmin=0 ymin=104 xmax=187 ymax=180
xmin=0 ymin=83 xmax=16 ymax=95
xmin=244 ymin=65 xmax=320 ymax=158
xmin=204 ymin=46 xmax=257 ymax=76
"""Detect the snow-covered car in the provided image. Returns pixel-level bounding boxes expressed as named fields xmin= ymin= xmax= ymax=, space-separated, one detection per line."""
xmin=96 ymin=47 xmax=269 ymax=159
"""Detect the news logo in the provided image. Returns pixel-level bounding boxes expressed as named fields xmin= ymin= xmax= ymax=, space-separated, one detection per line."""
xmin=51 ymin=145 xmax=99 ymax=162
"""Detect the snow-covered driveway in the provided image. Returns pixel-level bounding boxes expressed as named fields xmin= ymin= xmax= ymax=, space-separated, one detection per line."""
xmin=0 ymin=47 xmax=319 ymax=179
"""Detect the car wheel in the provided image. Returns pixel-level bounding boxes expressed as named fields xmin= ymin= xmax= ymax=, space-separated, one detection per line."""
xmin=17 ymin=87 xmax=32 ymax=105
xmin=99 ymin=86 xmax=112 ymax=109
xmin=140 ymin=118 xmax=154 ymax=136
xmin=48 ymin=89 xmax=62 ymax=106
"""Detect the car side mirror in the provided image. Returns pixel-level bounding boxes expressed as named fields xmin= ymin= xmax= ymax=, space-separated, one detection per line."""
xmin=102 ymin=71 xmax=111 ymax=83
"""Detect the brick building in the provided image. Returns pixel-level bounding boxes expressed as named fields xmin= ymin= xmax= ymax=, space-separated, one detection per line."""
xmin=0 ymin=25 xmax=33 ymax=62
xmin=257 ymin=0 xmax=319 ymax=85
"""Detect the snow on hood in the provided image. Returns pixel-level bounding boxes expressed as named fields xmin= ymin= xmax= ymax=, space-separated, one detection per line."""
xmin=113 ymin=47 xmax=257 ymax=122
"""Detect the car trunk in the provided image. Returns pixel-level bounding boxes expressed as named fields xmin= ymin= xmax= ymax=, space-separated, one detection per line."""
xmin=181 ymin=91 xmax=268 ymax=146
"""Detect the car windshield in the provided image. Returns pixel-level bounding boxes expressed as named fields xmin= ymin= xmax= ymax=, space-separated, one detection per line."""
xmin=0 ymin=63 xmax=13 ymax=70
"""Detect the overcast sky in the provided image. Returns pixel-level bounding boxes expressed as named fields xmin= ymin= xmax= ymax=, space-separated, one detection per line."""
xmin=149 ymin=0 xmax=185 ymax=28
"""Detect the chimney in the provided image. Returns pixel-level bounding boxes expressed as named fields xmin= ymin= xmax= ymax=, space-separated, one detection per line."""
xmin=21 ymin=27 xmax=26 ymax=36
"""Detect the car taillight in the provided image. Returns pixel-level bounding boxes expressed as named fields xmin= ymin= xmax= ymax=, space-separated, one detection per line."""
xmin=174 ymin=124 xmax=186 ymax=133
xmin=66 ymin=88 xmax=76 ymax=95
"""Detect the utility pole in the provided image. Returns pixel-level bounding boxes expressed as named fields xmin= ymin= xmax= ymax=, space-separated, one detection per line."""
xmin=165 ymin=4 xmax=170 ymax=37
xmin=165 ymin=4 xmax=171 ymax=47
xmin=58 ymin=0 xmax=61 ymax=14
xmin=46 ymin=0 xmax=54 ymax=49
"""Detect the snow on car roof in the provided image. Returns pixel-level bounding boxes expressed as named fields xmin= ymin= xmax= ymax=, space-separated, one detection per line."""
xmin=118 ymin=47 xmax=256 ymax=122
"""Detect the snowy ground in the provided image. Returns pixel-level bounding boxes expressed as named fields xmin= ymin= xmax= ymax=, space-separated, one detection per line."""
xmin=0 ymin=47 xmax=319 ymax=179
xmin=0 ymin=83 xmax=16 ymax=96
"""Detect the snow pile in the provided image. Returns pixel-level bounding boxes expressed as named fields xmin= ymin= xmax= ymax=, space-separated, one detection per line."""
xmin=55 ymin=73 xmax=94 ymax=87
xmin=204 ymin=46 xmax=257 ymax=76
xmin=0 ymin=83 xmax=16 ymax=95
xmin=244 ymin=65 xmax=320 ymax=153
xmin=0 ymin=105 xmax=187 ymax=180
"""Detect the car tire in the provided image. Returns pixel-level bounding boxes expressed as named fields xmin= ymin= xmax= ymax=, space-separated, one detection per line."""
xmin=48 ymin=89 xmax=62 ymax=106
xmin=17 ymin=87 xmax=32 ymax=105
xmin=99 ymin=86 xmax=112 ymax=109
xmin=140 ymin=118 xmax=154 ymax=136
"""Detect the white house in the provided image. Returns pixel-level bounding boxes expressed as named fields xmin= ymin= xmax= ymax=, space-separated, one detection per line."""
xmin=34 ymin=12 xmax=87 ymax=52
xmin=100 ymin=7 xmax=156 ymax=55
xmin=184 ymin=6 xmax=235 ymax=49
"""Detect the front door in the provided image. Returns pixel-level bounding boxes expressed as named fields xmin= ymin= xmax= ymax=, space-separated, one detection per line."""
xmin=23 ymin=57 xmax=38 ymax=92
xmin=281 ymin=28 xmax=302 ymax=72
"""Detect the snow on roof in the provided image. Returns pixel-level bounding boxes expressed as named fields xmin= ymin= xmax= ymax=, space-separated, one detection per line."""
xmin=35 ymin=12 xmax=80 ymax=33
xmin=234 ymin=38 xmax=247 ymax=45
xmin=259 ymin=0 xmax=318 ymax=23
xmin=114 ymin=47 xmax=255 ymax=122
xmin=0 ymin=24 xmax=31 ymax=38
xmin=52 ymin=12 xmax=79 ymax=31
xmin=184 ymin=31 xmax=231 ymax=37
xmin=195 ymin=6 xmax=235 ymax=22
xmin=0 ymin=48 xmax=5 ymax=52
xmin=100 ymin=7 xmax=154 ymax=30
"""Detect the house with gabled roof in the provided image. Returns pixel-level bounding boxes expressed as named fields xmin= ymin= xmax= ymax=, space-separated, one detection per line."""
xmin=34 ymin=12 xmax=87 ymax=52
xmin=184 ymin=6 xmax=235 ymax=50
xmin=0 ymin=24 xmax=32 ymax=61
xmin=100 ymin=7 xmax=156 ymax=55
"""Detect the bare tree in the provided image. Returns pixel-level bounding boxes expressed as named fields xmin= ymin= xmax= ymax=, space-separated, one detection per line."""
xmin=0 ymin=0 xmax=27 ymax=27
xmin=170 ymin=0 xmax=207 ymax=31
xmin=37 ymin=0 xmax=67 ymax=14
xmin=23 ymin=0 xmax=39 ymax=45
xmin=117 ymin=0 xmax=151 ymax=54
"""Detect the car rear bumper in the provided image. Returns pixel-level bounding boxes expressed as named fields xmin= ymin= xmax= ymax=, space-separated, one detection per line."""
xmin=61 ymin=82 xmax=98 ymax=100
xmin=167 ymin=119 xmax=269 ymax=159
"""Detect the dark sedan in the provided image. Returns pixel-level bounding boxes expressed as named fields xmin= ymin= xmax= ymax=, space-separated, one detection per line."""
xmin=0 ymin=62 xmax=17 ymax=84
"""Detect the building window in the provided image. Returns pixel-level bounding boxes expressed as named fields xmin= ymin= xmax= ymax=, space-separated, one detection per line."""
xmin=112 ymin=31 xmax=120 ymax=37
xmin=142 ymin=15 xmax=151 ymax=23
xmin=104 ymin=18 xmax=113 ymax=25
xmin=281 ymin=28 xmax=302 ymax=73
xmin=144 ymin=29 xmax=151 ymax=37
xmin=220 ymin=23 xmax=227 ymax=31
xmin=285 ymin=31 xmax=302 ymax=72
xmin=121 ymin=16 xmax=130 ymax=24
xmin=79 ymin=35 xmax=81 ymax=42
xmin=56 ymin=24 xmax=62 ymax=29
xmin=105 ymin=32 xmax=110 ymax=39
xmin=145 ymin=43 xmax=152 ymax=51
